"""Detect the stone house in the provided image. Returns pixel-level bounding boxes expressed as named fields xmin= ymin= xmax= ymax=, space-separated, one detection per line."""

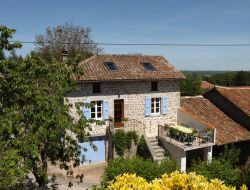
xmin=65 ymin=54 xmax=216 ymax=172
xmin=66 ymin=54 xmax=183 ymax=157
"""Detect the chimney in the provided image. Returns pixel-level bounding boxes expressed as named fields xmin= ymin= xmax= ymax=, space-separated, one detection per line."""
xmin=61 ymin=49 xmax=68 ymax=61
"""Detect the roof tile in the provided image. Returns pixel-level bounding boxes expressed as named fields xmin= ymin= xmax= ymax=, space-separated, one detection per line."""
xmin=180 ymin=96 xmax=250 ymax=145
xmin=215 ymin=86 xmax=250 ymax=116
xmin=76 ymin=54 xmax=185 ymax=81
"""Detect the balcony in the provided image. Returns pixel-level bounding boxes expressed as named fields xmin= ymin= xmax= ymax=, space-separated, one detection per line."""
xmin=158 ymin=124 xmax=215 ymax=151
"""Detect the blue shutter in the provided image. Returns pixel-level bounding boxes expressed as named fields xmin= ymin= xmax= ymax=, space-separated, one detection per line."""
xmin=83 ymin=100 xmax=91 ymax=120
xmin=145 ymin=97 xmax=151 ymax=117
xmin=162 ymin=96 xmax=167 ymax=115
xmin=103 ymin=101 xmax=109 ymax=120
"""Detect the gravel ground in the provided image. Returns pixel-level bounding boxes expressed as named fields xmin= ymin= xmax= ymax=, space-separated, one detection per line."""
xmin=26 ymin=162 xmax=107 ymax=190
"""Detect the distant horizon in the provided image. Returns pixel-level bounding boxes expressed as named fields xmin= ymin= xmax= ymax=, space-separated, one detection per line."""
xmin=181 ymin=70 xmax=250 ymax=71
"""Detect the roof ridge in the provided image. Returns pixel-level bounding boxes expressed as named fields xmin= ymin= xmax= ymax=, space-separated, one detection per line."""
xmin=181 ymin=95 xmax=203 ymax=99
xmin=96 ymin=53 xmax=166 ymax=57
xmin=215 ymin=85 xmax=250 ymax=89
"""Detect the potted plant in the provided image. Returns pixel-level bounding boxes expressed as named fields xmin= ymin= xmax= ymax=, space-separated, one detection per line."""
xmin=121 ymin=117 xmax=128 ymax=124
xmin=192 ymin=128 xmax=199 ymax=137
xmin=164 ymin=124 xmax=169 ymax=130
xmin=206 ymin=128 xmax=213 ymax=135
xmin=109 ymin=116 xmax=114 ymax=122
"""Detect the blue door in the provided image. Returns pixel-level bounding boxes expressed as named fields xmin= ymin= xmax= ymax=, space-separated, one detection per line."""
xmin=79 ymin=137 xmax=106 ymax=163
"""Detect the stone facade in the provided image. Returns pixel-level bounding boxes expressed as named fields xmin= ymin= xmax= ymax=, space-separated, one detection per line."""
xmin=65 ymin=80 xmax=180 ymax=137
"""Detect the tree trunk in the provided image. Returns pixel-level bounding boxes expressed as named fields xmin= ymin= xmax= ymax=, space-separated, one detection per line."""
xmin=33 ymin=171 xmax=47 ymax=189
xmin=32 ymin=149 xmax=48 ymax=189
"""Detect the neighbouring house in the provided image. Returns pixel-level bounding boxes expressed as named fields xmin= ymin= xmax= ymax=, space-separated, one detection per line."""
xmin=200 ymin=80 xmax=214 ymax=91
xmin=65 ymin=54 xmax=217 ymax=172
xmin=180 ymin=95 xmax=250 ymax=164
xmin=204 ymin=86 xmax=250 ymax=130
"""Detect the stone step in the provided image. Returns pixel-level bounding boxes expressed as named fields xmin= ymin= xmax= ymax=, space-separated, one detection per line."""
xmin=149 ymin=139 xmax=158 ymax=143
xmin=153 ymin=149 xmax=165 ymax=154
xmin=151 ymin=145 xmax=164 ymax=150
xmin=155 ymin=155 xmax=165 ymax=159
xmin=146 ymin=136 xmax=166 ymax=162
xmin=150 ymin=142 xmax=158 ymax=146
xmin=155 ymin=152 xmax=164 ymax=157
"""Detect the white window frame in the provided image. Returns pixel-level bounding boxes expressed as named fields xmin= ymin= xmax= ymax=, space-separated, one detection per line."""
xmin=91 ymin=101 xmax=102 ymax=120
xmin=151 ymin=98 xmax=161 ymax=115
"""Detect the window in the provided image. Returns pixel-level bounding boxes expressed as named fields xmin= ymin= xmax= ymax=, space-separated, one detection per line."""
xmin=104 ymin=62 xmax=118 ymax=71
xmin=151 ymin=81 xmax=158 ymax=91
xmin=91 ymin=101 xmax=102 ymax=119
xmin=151 ymin=98 xmax=160 ymax=114
xmin=141 ymin=62 xmax=157 ymax=71
xmin=92 ymin=83 xmax=101 ymax=93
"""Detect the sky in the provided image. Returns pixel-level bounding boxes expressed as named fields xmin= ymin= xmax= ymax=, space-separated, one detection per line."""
xmin=1 ymin=0 xmax=250 ymax=70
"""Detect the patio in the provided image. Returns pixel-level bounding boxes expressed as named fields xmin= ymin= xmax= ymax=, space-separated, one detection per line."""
xmin=158 ymin=124 xmax=215 ymax=151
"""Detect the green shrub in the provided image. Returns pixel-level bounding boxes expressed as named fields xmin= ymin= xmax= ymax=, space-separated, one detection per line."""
xmin=241 ymin=165 xmax=250 ymax=188
xmin=102 ymin=157 xmax=176 ymax=186
xmin=190 ymin=145 xmax=243 ymax=187
xmin=136 ymin=136 xmax=151 ymax=159
xmin=112 ymin=130 xmax=138 ymax=156
xmin=191 ymin=159 xmax=243 ymax=187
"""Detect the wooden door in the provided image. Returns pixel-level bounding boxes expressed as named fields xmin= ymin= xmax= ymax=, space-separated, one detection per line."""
xmin=114 ymin=99 xmax=124 ymax=128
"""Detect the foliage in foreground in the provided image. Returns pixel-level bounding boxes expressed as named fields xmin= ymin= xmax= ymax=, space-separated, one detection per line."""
xmin=0 ymin=25 xmax=89 ymax=189
xmin=107 ymin=172 xmax=247 ymax=190
xmin=190 ymin=145 xmax=246 ymax=187
xmin=102 ymin=157 xmax=176 ymax=186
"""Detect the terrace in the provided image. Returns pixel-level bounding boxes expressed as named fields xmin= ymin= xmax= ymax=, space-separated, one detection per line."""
xmin=158 ymin=123 xmax=215 ymax=151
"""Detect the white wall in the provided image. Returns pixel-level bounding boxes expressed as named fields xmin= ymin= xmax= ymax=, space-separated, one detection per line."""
xmin=178 ymin=110 xmax=208 ymax=131
xmin=159 ymin=137 xmax=187 ymax=172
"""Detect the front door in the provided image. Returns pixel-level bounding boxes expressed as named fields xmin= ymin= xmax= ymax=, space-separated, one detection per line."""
xmin=114 ymin=99 xmax=124 ymax=128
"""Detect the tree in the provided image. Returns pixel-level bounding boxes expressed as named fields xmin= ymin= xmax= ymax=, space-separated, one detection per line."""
xmin=190 ymin=145 xmax=243 ymax=187
xmin=0 ymin=25 xmax=22 ymax=52
xmin=35 ymin=23 xmax=102 ymax=62
xmin=0 ymin=50 xmax=5 ymax=60
xmin=233 ymin=71 xmax=250 ymax=86
xmin=180 ymin=73 xmax=202 ymax=96
xmin=0 ymin=26 xmax=88 ymax=189
xmin=0 ymin=25 xmax=24 ymax=189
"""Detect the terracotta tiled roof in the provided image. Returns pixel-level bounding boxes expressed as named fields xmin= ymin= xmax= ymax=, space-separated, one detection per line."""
xmin=200 ymin=81 xmax=214 ymax=90
xmin=76 ymin=54 xmax=185 ymax=81
xmin=180 ymin=96 xmax=250 ymax=145
xmin=214 ymin=86 xmax=250 ymax=116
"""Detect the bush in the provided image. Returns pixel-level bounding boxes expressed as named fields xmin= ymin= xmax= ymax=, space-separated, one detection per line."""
xmin=112 ymin=130 xmax=138 ymax=156
xmin=136 ymin=136 xmax=151 ymax=159
xmin=191 ymin=159 xmax=243 ymax=187
xmin=108 ymin=172 xmax=248 ymax=190
xmin=190 ymin=145 xmax=243 ymax=187
xmin=102 ymin=157 xmax=176 ymax=186
xmin=242 ymin=165 xmax=250 ymax=189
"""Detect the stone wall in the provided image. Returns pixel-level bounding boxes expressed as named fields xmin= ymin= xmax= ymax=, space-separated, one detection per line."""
xmin=65 ymin=80 xmax=180 ymax=137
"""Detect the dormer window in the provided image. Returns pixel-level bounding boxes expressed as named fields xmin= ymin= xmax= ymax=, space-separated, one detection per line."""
xmin=92 ymin=82 xmax=101 ymax=93
xmin=104 ymin=62 xmax=118 ymax=71
xmin=141 ymin=62 xmax=157 ymax=71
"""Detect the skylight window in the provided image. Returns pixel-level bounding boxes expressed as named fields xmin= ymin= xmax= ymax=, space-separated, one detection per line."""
xmin=141 ymin=62 xmax=157 ymax=71
xmin=104 ymin=62 xmax=118 ymax=71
